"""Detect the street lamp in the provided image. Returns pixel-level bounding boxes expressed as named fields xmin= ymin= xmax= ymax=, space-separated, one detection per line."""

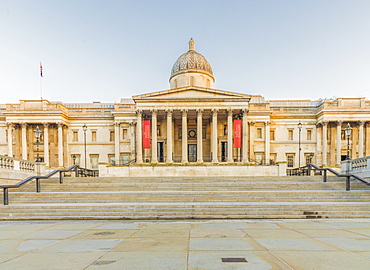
xmin=83 ymin=124 xmax=87 ymax=168
xmin=34 ymin=126 xmax=42 ymax=162
xmin=345 ymin=123 xmax=352 ymax=160
xmin=298 ymin=122 xmax=302 ymax=171
xmin=72 ymin=155 xmax=77 ymax=165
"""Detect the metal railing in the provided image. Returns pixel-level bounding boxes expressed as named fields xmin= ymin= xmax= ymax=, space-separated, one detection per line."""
xmin=287 ymin=163 xmax=370 ymax=191
xmin=1 ymin=165 xmax=98 ymax=205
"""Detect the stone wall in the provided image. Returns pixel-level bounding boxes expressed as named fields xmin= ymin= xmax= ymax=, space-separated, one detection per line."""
xmin=99 ymin=163 xmax=287 ymax=177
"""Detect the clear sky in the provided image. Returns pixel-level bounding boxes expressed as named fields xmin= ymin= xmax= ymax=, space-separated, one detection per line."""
xmin=1 ymin=0 xmax=370 ymax=104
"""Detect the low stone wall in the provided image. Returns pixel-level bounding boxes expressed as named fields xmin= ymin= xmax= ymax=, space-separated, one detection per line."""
xmin=342 ymin=156 xmax=370 ymax=179
xmin=0 ymin=155 xmax=45 ymax=185
xmin=99 ymin=163 xmax=287 ymax=177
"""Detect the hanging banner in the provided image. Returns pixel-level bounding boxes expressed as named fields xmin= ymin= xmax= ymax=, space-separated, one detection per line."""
xmin=143 ymin=120 xmax=151 ymax=149
xmin=234 ymin=119 xmax=242 ymax=148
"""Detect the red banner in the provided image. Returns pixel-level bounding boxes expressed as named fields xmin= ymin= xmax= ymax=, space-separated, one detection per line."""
xmin=143 ymin=120 xmax=151 ymax=149
xmin=234 ymin=119 xmax=242 ymax=148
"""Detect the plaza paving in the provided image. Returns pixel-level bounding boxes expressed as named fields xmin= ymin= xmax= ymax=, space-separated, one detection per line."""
xmin=0 ymin=219 xmax=370 ymax=269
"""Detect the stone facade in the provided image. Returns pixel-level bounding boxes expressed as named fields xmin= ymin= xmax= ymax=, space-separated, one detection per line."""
xmin=0 ymin=40 xmax=369 ymax=169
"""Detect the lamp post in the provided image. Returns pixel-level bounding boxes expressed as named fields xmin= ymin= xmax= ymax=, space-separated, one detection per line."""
xmin=298 ymin=122 xmax=302 ymax=171
xmin=72 ymin=155 xmax=76 ymax=165
xmin=309 ymin=153 xmax=314 ymax=164
xmin=345 ymin=123 xmax=352 ymax=160
xmin=83 ymin=124 xmax=87 ymax=168
xmin=34 ymin=126 xmax=41 ymax=162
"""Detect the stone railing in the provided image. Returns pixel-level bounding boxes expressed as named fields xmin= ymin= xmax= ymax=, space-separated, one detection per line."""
xmin=341 ymin=156 xmax=370 ymax=178
xmin=0 ymin=155 xmax=45 ymax=185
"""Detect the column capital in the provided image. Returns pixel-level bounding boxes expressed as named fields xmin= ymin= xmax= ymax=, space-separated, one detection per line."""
xmin=135 ymin=109 xmax=143 ymax=117
xmin=42 ymin=122 xmax=49 ymax=128
xmin=181 ymin=109 xmax=188 ymax=116
xmin=248 ymin=121 xmax=255 ymax=126
xmin=150 ymin=109 xmax=158 ymax=115
xmin=6 ymin=122 xmax=14 ymax=129
xmin=322 ymin=121 xmax=329 ymax=126
xmin=242 ymin=108 xmax=249 ymax=114
xmin=265 ymin=121 xmax=271 ymax=126
xmin=211 ymin=108 xmax=219 ymax=115
xmin=227 ymin=109 xmax=233 ymax=116
xmin=358 ymin=120 xmax=365 ymax=126
xmin=166 ymin=109 xmax=173 ymax=115
xmin=114 ymin=121 xmax=120 ymax=127
xmin=129 ymin=121 xmax=136 ymax=127
xmin=57 ymin=122 xmax=64 ymax=128
xmin=196 ymin=108 xmax=204 ymax=115
xmin=336 ymin=120 xmax=343 ymax=126
xmin=20 ymin=122 xmax=28 ymax=128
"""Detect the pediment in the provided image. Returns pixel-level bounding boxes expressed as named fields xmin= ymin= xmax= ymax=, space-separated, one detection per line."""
xmin=133 ymin=87 xmax=251 ymax=102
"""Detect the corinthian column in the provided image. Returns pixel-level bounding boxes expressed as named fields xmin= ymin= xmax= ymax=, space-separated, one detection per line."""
xmin=197 ymin=109 xmax=203 ymax=163
xmin=181 ymin=109 xmax=188 ymax=163
xmin=58 ymin=122 xmax=64 ymax=167
xmin=43 ymin=123 xmax=49 ymax=166
xmin=151 ymin=110 xmax=158 ymax=163
xmin=21 ymin=122 xmax=27 ymax=160
xmin=322 ymin=121 xmax=328 ymax=166
xmin=212 ymin=109 xmax=218 ymax=163
xmin=136 ymin=110 xmax=143 ymax=163
xmin=265 ymin=121 xmax=271 ymax=164
xmin=336 ymin=121 xmax=342 ymax=165
xmin=114 ymin=121 xmax=120 ymax=164
xmin=242 ymin=109 xmax=249 ymax=163
xmin=227 ymin=109 xmax=233 ymax=162
xmin=6 ymin=123 xmax=13 ymax=157
xmin=166 ymin=109 xmax=173 ymax=163
xmin=359 ymin=121 xmax=364 ymax=158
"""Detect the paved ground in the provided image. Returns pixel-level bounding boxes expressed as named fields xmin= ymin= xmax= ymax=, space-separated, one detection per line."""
xmin=1 ymin=219 xmax=370 ymax=269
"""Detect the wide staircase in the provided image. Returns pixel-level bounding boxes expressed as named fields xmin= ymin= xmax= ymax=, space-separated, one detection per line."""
xmin=1 ymin=175 xmax=370 ymax=220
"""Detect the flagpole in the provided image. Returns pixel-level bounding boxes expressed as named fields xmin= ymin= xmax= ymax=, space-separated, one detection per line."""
xmin=40 ymin=62 xmax=43 ymax=110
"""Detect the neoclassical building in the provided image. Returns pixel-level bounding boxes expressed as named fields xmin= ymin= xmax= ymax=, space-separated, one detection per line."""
xmin=1 ymin=39 xmax=370 ymax=169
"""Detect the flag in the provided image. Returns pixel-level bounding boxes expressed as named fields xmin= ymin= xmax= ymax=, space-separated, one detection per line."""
xmin=234 ymin=119 xmax=242 ymax=148
xmin=40 ymin=62 xmax=43 ymax=77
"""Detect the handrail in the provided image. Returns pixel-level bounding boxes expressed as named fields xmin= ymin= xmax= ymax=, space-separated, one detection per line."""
xmin=0 ymin=165 xmax=87 ymax=205
xmin=289 ymin=163 xmax=370 ymax=191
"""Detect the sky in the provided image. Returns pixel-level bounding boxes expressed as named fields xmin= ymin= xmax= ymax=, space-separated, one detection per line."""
xmin=1 ymin=0 xmax=370 ymax=104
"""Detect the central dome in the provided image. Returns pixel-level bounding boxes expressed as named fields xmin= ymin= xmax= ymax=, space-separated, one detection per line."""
xmin=170 ymin=39 xmax=214 ymax=80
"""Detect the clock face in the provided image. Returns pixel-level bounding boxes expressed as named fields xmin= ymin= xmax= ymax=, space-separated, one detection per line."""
xmin=188 ymin=129 xmax=196 ymax=138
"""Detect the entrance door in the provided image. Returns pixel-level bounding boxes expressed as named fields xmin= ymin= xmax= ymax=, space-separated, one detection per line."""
xmin=221 ymin=142 xmax=227 ymax=162
xmin=157 ymin=142 xmax=164 ymax=162
xmin=188 ymin=144 xmax=197 ymax=162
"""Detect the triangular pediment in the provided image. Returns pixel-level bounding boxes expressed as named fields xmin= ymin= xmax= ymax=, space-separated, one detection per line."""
xmin=133 ymin=87 xmax=251 ymax=102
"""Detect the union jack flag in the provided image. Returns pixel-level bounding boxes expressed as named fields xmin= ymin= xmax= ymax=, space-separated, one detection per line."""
xmin=40 ymin=62 xmax=43 ymax=77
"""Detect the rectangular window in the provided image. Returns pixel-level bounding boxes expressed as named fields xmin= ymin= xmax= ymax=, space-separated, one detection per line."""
xmin=90 ymin=155 xmax=99 ymax=169
xmin=122 ymin=154 xmax=129 ymax=164
xmin=255 ymin=153 xmax=264 ymax=164
xmin=270 ymin=129 xmax=275 ymax=141
xmin=110 ymin=131 xmax=114 ymax=142
xmin=307 ymin=130 xmax=312 ymax=141
xmin=257 ymin=128 xmax=262 ymax=139
xmin=224 ymin=125 xmax=227 ymax=136
xmin=108 ymin=154 xmax=115 ymax=165
xmin=157 ymin=125 xmax=161 ymax=136
xmin=288 ymin=129 xmax=293 ymax=140
xmin=72 ymin=131 xmax=78 ymax=142
xmin=92 ymin=131 xmax=97 ymax=142
xmin=287 ymin=154 xmax=294 ymax=167
xmin=305 ymin=153 xmax=314 ymax=165
xmin=122 ymin=129 xmax=128 ymax=140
